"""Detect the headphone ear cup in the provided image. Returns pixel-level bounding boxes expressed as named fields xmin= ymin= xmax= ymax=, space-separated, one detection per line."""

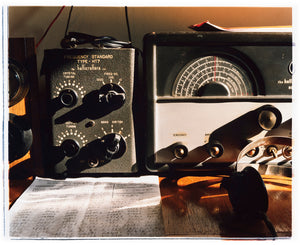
xmin=221 ymin=166 xmax=268 ymax=216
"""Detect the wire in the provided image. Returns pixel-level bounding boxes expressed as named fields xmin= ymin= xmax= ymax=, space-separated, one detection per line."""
xmin=60 ymin=32 xmax=132 ymax=49
xmin=125 ymin=6 xmax=132 ymax=43
xmin=61 ymin=6 xmax=132 ymax=49
xmin=124 ymin=6 xmax=144 ymax=56
xmin=64 ymin=6 xmax=73 ymax=37
xmin=262 ymin=213 xmax=277 ymax=237
xmin=35 ymin=6 xmax=66 ymax=49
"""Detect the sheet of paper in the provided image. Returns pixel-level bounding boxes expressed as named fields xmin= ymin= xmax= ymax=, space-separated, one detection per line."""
xmin=9 ymin=176 xmax=164 ymax=238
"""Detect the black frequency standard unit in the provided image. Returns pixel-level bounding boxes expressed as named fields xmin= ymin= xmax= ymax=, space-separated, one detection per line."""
xmin=41 ymin=48 xmax=138 ymax=178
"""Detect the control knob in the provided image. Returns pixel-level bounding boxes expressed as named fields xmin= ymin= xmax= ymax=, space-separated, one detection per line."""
xmin=58 ymin=89 xmax=78 ymax=107
xmin=101 ymin=133 xmax=127 ymax=162
xmin=98 ymin=83 xmax=125 ymax=109
xmin=61 ymin=139 xmax=80 ymax=157
xmin=9 ymin=114 xmax=32 ymax=162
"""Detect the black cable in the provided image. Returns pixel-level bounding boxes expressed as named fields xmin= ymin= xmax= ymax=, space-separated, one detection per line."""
xmin=61 ymin=32 xmax=132 ymax=49
xmin=262 ymin=213 xmax=277 ymax=237
xmin=61 ymin=6 xmax=134 ymax=49
xmin=124 ymin=6 xmax=144 ymax=56
xmin=64 ymin=6 xmax=73 ymax=37
xmin=125 ymin=6 xmax=132 ymax=43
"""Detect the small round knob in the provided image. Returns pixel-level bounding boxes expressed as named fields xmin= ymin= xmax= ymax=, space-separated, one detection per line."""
xmin=173 ymin=144 xmax=188 ymax=159
xmin=101 ymin=133 xmax=126 ymax=162
xmin=257 ymin=105 xmax=282 ymax=131
xmin=208 ymin=141 xmax=224 ymax=158
xmin=61 ymin=139 xmax=80 ymax=157
xmin=9 ymin=114 xmax=32 ymax=162
xmin=258 ymin=110 xmax=277 ymax=131
xmin=59 ymin=89 xmax=78 ymax=107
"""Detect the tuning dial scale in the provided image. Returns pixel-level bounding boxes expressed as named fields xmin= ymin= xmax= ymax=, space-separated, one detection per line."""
xmin=97 ymin=119 xmax=131 ymax=141
xmin=42 ymin=48 xmax=137 ymax=177
xmin=53 ymin=80 xmax=87 ymax=100
xmin=56 ymin=129 xmax=88 ymax=148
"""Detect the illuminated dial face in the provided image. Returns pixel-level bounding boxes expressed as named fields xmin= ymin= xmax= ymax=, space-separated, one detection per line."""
xmin=172 ymin=55 xmax=255 ymax=97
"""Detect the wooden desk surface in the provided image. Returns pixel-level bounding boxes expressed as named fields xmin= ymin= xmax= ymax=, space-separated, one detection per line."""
xmin=9 ymin=172 xmax=291 ymax=238
xmin=160 ymin=174 xmax=291 ymax=238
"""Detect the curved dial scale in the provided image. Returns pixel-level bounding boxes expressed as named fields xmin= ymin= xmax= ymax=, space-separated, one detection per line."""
xmin=53 ymin=80 xmax=87 ymax=100
xmin=172 ymin=55 xmax=255 ymax=97
xmin=56 ymin=129 xmax=88 ymax=147
xmin=96 ymin=120 xmax=131 ymax=141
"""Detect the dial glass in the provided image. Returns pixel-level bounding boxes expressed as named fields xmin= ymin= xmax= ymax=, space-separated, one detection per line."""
xmin=172 ymin=55 xmax=254 ymax=97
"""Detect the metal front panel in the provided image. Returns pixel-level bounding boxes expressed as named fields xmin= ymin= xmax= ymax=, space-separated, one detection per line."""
xmin=154 ymin=102 xmax=291 ymax=165
xmin=43 ymin=48 xmax=137 ymax=177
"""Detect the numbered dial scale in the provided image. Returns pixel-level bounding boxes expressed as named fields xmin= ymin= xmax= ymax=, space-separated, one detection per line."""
xmin=42 ymin=48 xmax=137 ymax=177
xmin=172 ymin=55 xmax=255 ymax=97
xmin=149 ymin=32 xmax=292 ymax=98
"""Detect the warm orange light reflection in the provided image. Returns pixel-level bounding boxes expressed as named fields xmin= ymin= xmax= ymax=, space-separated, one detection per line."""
xmin=160 ymin=172 xmax=292 ymax=237
xmin=199 ymin=193 xmax=228 ymax=200
xmin=177 ymin=176 xmax=224 ymax=188
xmin=9 ymin=98 xmax=31 ymax=168
xmin=262 ymin=175 xmax=292 ymax=192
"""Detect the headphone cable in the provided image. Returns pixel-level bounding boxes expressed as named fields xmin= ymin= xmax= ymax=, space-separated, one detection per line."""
xmin=64 ymin=6 xmax=73 ymax=38
xmin=125 ymin=6 xmax=132 ymax=43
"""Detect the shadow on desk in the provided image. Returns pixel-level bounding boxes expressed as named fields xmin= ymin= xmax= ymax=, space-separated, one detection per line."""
xmin=160 ymin=174 xmax=291 ymax=238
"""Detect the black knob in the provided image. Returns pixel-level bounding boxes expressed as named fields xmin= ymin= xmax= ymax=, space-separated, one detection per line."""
xmin=59 ymin=89 xmax=78 ymax=107
xmin=99 ymin=83 xmax=125 ymax=108
xmin=258 ymin=110 xmax=279 ymax=131
xmin=61 ymin=139 xmax=80 ymax=157
xmin=101 ymin=133 xmax=126 ymax=162
xmin=9 ymin=114 xmax=32 ymax=162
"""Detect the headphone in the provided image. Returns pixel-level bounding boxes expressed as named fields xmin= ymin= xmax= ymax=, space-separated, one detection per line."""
xmin=221 ymin=166 xmax=277 ymax=237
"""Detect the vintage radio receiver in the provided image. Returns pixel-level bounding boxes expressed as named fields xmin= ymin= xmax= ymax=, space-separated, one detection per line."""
xmin=41 ymin=48 xmax=138 ymax=177
xmin=143 ymin=31 xmax=292 ymax=175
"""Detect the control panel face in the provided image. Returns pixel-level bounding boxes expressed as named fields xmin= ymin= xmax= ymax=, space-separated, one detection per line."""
xmin=154 ymin=102 xmax=291 ymax=165
xmin=143 ymin=32 xmax=292 ymax=174
xmin=42 ymin=48 xmax=137 ymax=177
